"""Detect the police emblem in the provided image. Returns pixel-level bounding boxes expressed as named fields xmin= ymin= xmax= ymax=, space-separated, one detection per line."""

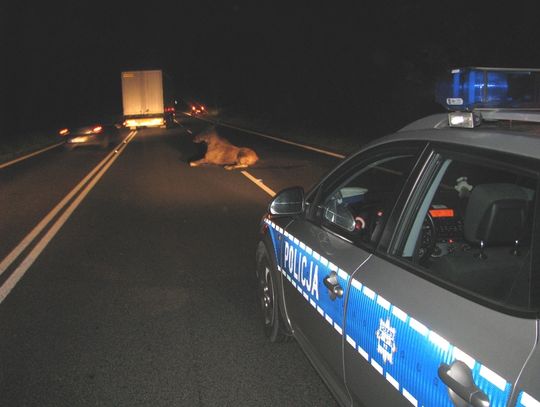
xmin=376 ymin=318 xmax=397 ymax=364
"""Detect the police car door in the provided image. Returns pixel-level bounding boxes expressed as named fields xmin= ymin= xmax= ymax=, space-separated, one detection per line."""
xmin=280 ymin=142 xmax=426 ymax=405
xmin=343 ymin=146 xmax=539 ymax=407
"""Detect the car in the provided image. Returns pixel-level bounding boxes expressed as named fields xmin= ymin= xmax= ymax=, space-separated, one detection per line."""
xmin=59 ymin=123 xmax=121 ymax=150
xmin=190 ymin=103 xmax=206 ymax=115
xmin=255 ymin=67 xmax=540 ymax=407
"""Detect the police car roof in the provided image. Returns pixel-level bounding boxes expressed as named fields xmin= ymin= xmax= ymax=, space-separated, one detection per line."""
xmin=366 ymin=113 xmax=540 ymax=160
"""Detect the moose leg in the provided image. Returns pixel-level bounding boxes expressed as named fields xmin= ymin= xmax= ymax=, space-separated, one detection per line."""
xmin=224 ymin=163 xmax=248 ymax=170
xmin=190 ymin=158 xmax=208 ymax=167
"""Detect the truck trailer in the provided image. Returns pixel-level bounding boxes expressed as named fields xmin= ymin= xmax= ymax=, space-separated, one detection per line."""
xmin=121 ymin=70 xmax=176 ymax=129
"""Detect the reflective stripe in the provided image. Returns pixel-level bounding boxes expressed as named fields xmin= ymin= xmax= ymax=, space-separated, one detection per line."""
xmin=351 ymin=278 xmax=363 ymax=291
xmin=376 ymin=295 xmax=391 ymax=311
xmin=409 ymin=317 xmax=428 ymax=336
xmin=452 ymin=347 xmax=476 ymax=370
xmin=265 ymin=220 xmax=512 ymax=407
xmin=363 ymin=286 xmax=376 ymax=300
xmin=371 ymin=359 xmax=383 ymax=375
xmin=519 ymin=392 xmax=540 ymax=407
xmin=346 ymin=335 xmax=356 ymax=348
xmin=392 ymin=306 xmax=408 ymax=322
xmin=479 ymin=365 xmax=507 ymax=392
xmin=402 ymin=388 xmax=418 ymax=407
xmin=358 ymin=345 xmax=369 ymax=361
xmin=386 ymin=372 xmax=400 ymax=391
xmin=337 ymin=268 xmax=348 ymax=281
xmin=428 ymin=331 xmax=450 ymax=352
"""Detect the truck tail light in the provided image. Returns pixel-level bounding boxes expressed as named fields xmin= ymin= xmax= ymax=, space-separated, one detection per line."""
xmin=92 ymin=126 xmax=103 ymax=133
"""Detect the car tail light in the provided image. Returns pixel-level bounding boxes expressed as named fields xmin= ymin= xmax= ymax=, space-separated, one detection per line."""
xmin=92 ymin=126 xmax=103 ymax=133
xmin=59 ymin=128 xmax=69 ymax=136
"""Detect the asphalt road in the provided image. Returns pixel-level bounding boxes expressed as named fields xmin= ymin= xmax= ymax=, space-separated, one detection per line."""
xmin=0 ymin=117 xmax=341 ymax=406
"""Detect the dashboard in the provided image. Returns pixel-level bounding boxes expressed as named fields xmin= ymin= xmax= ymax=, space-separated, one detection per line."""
xmin=419 ymin=206 xmax=465 ymax=261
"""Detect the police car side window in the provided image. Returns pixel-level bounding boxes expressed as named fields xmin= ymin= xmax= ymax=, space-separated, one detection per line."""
xmin=399 ymin=154 xmax=538 ymax=311
xmin=319 ymin=154 xmax=419 ymax=248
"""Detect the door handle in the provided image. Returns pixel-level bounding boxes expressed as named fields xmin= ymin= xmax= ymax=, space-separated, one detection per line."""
xmin=323 ymin=274 xmax=343 ymax=300
xmin=438 ymin=361 xmax=490 ymax=407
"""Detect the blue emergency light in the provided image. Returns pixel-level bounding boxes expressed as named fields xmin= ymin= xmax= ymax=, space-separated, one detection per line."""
xmin=435 ymin=67 xmax=540 ymax=111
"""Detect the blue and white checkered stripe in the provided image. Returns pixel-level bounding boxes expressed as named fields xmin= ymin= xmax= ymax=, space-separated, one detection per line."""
xmin=346 ymin=278 xmax=511 ymax=406
xmin=265 ymin=218 xmax=515 ymax=407
xmin=516 ymin=391 xmax=540 ymax=407
xmin=265 ymin=218 xmax=348 ymax=334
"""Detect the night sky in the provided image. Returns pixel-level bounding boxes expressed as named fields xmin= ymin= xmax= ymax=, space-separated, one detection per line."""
xmin=4 ymin=2 xmax=540 ymax=139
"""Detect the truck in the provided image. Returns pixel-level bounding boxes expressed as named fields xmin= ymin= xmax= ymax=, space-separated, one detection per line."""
xmin=121 ymin=70 xmax=176 ymax=129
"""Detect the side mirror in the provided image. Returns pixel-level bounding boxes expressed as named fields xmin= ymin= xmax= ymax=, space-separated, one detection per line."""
xmin=269 ymin=186 xmax=305 ymax=216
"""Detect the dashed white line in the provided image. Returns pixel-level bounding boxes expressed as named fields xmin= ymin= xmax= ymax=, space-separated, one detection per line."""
xmin=240 ymin=170 xmax=276 ymax=197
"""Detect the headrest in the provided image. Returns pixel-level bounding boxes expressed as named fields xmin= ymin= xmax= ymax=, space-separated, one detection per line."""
xmin=464 ymin=183 xmax=528 ymax=245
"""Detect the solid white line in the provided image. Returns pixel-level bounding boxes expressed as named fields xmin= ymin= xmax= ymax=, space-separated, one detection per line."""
xmin=240 ymin=170 xmax=276 ymax=197
xmin=0 ymin=132 xmax=134 ymax=277
xmin=184 ymin=114 xmax=346 ymax=159
xmin=0 ymin=142 xmax=65 ymax=169
xmin=0 ymin=132 xmax=136 ymax=303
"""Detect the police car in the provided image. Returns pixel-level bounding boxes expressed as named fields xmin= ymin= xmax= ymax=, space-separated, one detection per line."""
xmin=256 ymin=67 xmax=540 ymax=407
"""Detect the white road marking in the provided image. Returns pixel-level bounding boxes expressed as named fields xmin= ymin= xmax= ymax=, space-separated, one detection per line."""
xmin=0 ymin=132 xmax=136 ymax=303
xmin=0 ymin=132 xmax=134 ymax=278
xmin=240 ymin=170 xmax=276 ymax=197
xmin=184 ymin=115 xmax=346 ymax=159
xmin=0 ymin=142 xmax=65 ymax=169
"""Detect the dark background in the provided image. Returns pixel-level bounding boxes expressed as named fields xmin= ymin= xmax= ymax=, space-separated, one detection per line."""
xmin=3 ymin=2 xmax=540 ymax=142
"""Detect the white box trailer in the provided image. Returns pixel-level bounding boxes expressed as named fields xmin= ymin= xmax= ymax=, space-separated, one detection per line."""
xmin=121 ymin=70 xmax=175 ymax=129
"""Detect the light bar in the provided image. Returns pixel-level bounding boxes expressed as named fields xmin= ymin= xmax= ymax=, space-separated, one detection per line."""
xmin=436 ymin=67 xmax=540 ymax=111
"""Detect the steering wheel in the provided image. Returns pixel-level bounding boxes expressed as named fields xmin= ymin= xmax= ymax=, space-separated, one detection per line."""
xmin=413 ymin=212 xmax=437 ymax=264
xmin=350 ymin=202 xmax=382 ymax=240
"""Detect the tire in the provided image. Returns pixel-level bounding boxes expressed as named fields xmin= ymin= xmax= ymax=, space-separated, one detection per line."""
xmin=256 ymin=253 xmax=291 ymax=343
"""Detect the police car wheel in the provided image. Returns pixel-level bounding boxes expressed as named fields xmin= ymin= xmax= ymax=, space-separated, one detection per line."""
xmin=257 ymin=256 xmax=289 ymax=343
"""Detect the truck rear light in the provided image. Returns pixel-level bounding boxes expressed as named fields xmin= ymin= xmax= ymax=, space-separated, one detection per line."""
xmin=92 ymin=126 xmax=103 ymax=133
xmin=59 ymin=128 xmax=69 ymax=136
